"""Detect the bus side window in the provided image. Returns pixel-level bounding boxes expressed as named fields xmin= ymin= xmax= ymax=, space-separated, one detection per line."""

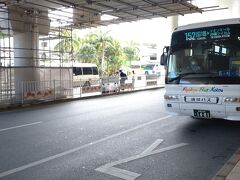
xmin=82 ymin=67 xmax=93 ymax=75
xmin=73 ymin=67 xmax=76 ymax=75
xmin=73 ymin=67 xmax=82 ymax=75
xmin=92 ymin=67 xmax=98 ymax=75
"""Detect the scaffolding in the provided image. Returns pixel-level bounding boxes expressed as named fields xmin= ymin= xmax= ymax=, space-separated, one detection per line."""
xmin=0 ymin=5 xmax=75 ymax=106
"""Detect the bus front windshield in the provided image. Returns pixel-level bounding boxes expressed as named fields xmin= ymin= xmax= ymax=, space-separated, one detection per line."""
xmin=167 ymin=26 xmax=240 ymax=84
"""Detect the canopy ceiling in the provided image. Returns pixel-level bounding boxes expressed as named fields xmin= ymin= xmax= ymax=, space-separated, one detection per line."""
xmin=0 ymin=0 xmax=225 ymax=28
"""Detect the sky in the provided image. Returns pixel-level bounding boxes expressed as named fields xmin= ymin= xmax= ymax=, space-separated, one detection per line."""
xmin=76 ymin=17 xmax=174 ymax=56
xmin=77 ymin=18 xmax=171 ymax=44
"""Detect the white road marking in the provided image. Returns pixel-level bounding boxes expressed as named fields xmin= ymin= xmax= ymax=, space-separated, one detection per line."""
xmin=101 ymin=167 xmax=141 ymax=180
xmin=141 ymin=139 xmax=163 ymax=155
xmin=95 ymin=139 xmax=188 ymax=180
xmin=0 ymin=122 xmax=43 ymax=132
xmin=0 ymin=115 xmax=172 ymax=178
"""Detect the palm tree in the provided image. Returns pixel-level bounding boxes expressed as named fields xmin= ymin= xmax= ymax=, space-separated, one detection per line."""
xmin=77 ymin=43 xmax=97 ymax=63
xmin=105 ymin=39 xmax=123 ymax=75
xmin=92 ymin=31 xmax=113 ymax=76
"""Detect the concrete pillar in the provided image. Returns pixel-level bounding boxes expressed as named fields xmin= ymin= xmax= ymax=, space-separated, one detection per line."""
xmin=7 ymin=6 xmax=50 ymax=99
xmin=13 ymin=29 xmax=39 ymax=81
xmin=230 ymin=0 xmax=240 ymax=18
xmin=162 ymin=15 xmax=178 ymax=46
xmin=169 ymin=16 xmax=179 ymax=32
xmin=13 ymin=17 xmax=39 ymax=67
xmin=13 ymin=22 xmax=41 ymax=100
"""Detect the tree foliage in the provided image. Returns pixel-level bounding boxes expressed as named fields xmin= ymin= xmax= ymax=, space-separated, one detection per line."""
xmin=123 ymin=41 xmax=139 ymax=66
xmin=77 ymin=43 xmax=97 ymax=63
xmin=91 ymin=31 xmax=114 ymax=75
xmin=53 ymin=30 xmax=139 ymax=76
xmin=105 ymin=39 xmax=123 ymax=75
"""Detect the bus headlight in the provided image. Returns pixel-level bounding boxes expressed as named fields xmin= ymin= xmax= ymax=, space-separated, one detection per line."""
xmin=164 ymin=95 xmax=179 ymax=101
xmin=224 ymin=97 xmax=240 ymax=103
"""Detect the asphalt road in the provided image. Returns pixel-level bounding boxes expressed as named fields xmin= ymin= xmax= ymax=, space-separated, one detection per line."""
xmin=0 ymin=88 xmax=240 ymax=180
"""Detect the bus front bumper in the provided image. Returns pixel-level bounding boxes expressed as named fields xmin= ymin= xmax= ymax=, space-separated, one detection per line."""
xmin=164 ymin=102 xmax=240 ymax=121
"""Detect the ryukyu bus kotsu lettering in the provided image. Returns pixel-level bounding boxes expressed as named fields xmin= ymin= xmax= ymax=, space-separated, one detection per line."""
xmin=182 ymin=87 xmax=224 ymax=93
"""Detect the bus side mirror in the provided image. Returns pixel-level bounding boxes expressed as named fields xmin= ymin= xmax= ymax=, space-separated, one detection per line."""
xmin=160 ymin=46 xmax=169 ymax=66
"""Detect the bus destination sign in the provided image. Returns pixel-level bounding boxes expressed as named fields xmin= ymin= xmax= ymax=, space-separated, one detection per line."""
xmin=184 ymin=27 xmax=231 ymax=41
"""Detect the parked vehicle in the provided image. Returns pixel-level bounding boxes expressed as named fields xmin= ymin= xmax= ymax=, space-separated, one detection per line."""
xmin=72 ymin=63 xmax=99 ymax=87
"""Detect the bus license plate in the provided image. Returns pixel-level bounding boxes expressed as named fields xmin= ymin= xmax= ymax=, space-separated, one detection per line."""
xmin=193 ymin=109 xmax=211 ymax=119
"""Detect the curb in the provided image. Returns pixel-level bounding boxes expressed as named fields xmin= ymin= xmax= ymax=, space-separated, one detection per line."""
xmin=212 ymin=149 xmax=240 ymax=180
xmin=0 ymin=87 xmax=163 ymax=112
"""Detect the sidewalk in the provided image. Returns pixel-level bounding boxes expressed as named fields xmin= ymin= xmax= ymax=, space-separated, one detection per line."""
xmin=212 ymin=149 xmax=240 ymax=180
xmin=226 ymin=160 xmax=240 ymax=180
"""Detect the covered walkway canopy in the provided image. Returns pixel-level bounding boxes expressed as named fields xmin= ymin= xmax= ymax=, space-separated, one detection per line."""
xmin=0 ymin=0 xmax=224 ymax=29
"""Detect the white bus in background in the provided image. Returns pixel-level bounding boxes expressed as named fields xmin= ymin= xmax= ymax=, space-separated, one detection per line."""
xmin=72 ymin=63 xmax=99 ymax=87
xmin=161 ymin=18 xmax=240 ymax=121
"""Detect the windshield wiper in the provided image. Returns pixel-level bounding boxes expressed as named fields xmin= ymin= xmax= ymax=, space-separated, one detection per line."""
xmin=168 ymin=72 xmax=217 ymax=82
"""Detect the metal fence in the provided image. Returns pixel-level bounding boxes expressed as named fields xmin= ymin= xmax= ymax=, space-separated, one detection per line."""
xmin=0 ymin=74 xmax=165 ymax=108
xmin=22 ymin=80 xmax=73 ymax=103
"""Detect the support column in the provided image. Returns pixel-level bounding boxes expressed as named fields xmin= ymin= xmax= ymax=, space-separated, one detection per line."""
xmin=169 ymin=16 xmax=179 ymax=32
xmin=163 ymin=16 xmax=178 ymax=45
xmin=231 ymin=0 xmax=240 ymax=18
xmin=8 ymin=6 xmax=50 ymax=100
xmin=13 ymin=29 xmax=40 ymax=82
xmin=12 ymin=18 xmax=40 ymax=100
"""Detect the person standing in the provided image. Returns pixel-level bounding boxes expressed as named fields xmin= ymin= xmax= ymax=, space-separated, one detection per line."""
xmin=119 ymin=70 xmax=127 ymax=90
xmin=131 ymin=70 xmax=135 ymax=90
